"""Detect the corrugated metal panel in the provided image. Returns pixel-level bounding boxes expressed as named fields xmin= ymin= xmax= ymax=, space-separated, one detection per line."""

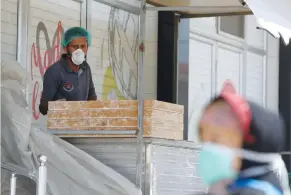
xmin=66 ymin=138 xmax=206 ymax=195
xmin=68 ymin=139 xmax=145 ymax=187
xmin=150 ymin=144 xmax=207 ymax=195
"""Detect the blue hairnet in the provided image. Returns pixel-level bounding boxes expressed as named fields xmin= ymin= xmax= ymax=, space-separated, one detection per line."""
xmin=61 ymin=27 xmax=92 ymax=47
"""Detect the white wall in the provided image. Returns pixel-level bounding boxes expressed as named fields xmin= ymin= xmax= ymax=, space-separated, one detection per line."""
xmin=1 ymin=0 xmax=158 ymax=128
xmin=266 ymin=34 xmax=280 ymax=112
xmin=188 ymin=34 xmax=214 ymax=142
xmin=187 ymin=15 xmax=279 ymax=142
xmin=1 ymin=0 xmax=18 ymax=61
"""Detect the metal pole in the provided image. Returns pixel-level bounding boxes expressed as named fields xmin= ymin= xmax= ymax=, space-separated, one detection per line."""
xmin=10 ymin=173 xmax=17 ymax=195
xmin=136 ymin=0 xmax=146 ymax=191
xmin=37 ymin=155 xmax=47 ymax=195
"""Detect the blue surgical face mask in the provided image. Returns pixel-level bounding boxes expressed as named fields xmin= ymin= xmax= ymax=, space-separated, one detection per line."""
xmin=197 ymin=143 xmax=284 ymax=186
xmin=197 ymin=143 xmax=238 ymax=185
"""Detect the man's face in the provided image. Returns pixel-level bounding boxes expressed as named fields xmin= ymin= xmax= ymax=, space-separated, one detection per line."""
xmin=66 ymin=37 xmax=88 ymax=55
xmin=199 ymin=100 xmax=244 ymax=171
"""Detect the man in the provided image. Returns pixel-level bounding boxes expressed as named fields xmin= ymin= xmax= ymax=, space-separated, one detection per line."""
xmin=39 ymin=27 xmax=97 ymax=115
xmin=197 ymin=87 xmax=289 ymax=195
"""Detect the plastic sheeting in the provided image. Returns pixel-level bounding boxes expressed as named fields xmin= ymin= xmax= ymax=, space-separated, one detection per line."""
xmin=1 ymin=60 xmax=142 ymax=195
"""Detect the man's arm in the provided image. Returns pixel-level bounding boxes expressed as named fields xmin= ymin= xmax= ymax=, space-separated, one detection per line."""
xmin=39 ymin=68 xmax=59 ymax=115
xmin=87 ymin=66 xmax=97 ymax=100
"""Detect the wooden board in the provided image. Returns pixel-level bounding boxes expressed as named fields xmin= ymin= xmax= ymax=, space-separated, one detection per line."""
xmin=48 ymin=100 xmax=184 ymax=140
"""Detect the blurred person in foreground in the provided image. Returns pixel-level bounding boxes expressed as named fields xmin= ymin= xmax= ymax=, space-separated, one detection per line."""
xmin=197 ymin=85 xmax=290 ymax=195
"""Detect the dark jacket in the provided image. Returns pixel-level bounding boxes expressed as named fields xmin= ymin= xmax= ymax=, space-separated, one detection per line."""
xmin=231 ymin=101 xmax=284 ymax=195
xmin=39 ymin=55 xmax=97 ymax=115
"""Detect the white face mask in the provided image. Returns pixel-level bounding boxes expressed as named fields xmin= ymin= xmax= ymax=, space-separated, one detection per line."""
xmin=71 ymin=48 xmax=85 ymax=65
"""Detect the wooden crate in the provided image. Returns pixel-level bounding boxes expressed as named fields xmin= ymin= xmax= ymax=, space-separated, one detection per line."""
xmin=47 ymin=100 xmax=184 ymax=140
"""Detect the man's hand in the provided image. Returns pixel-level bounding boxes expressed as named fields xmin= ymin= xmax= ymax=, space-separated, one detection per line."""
xmin=39 ymin=100 xmax=49 ymax=115
xmin=56 ymin=98 xmax=66 ymax=101
xmin=88 ymin=95 xmax=97 ymax=101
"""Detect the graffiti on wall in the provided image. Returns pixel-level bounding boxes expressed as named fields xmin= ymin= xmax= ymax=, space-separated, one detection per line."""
xmin=30 ymin=21 xmax=64 ymax=120
xmin=101 ymin=8 xmax=138 ymax=100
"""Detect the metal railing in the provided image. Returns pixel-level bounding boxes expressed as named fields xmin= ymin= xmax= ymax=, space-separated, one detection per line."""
xmin=1 ymin=155 xmax=48 ymax=195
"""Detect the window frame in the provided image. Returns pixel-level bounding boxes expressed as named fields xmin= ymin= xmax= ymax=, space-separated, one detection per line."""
xmin=217 ymin=16 xmax=246 ymax=43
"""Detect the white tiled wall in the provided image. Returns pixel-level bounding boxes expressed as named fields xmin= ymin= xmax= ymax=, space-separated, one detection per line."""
xmin=187 ymin=15 xmax=280 ymax=141
xmin=1 ymin=0 xmax=18 ymax=61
